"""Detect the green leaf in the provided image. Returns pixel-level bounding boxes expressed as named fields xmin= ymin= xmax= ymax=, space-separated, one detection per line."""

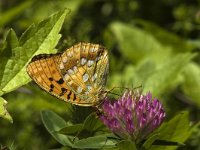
xmin=152 ymin=140 xmax=185 ymax=146
xmin=27 ymin=0 xmax=84 ymax=23
xmin=0 ymin=1 xmax=33 ymax=27
xmin=0 ymin=9 xmax=68 ymax=95
xmin=2 ymin=29 xmax=19 ymax=51
xmin=0 ymin=29 xmax=19 ymax=96
xmin=108 ymin=53 xmax=195 ymax=97
xmin=150 ymin=111 xmax=192 ymax=150
xmin=142 ymin=134 xmax=159 ymax=149
xmin=83 ymin=113 xmax=106 ymax=132
xmin=108 ymin=22 xmax=196 ymax=96
xmin=0 ymin=97 xmax=13 ymax=123
xmin=136 ymin=20 xmax=195 ymax=52
xmin=59 ymin=124 xmax=83 ymax=135
xmin=109 ymin=22 xmax=168 ymax=63
xmin=181 ymin=63 xmax=200 ymax=107
xmin=143 ymin=53 xmax=195 ymax=96
xmin=73 ymin=134 xmax=117 ymax=149
xmin=41 ymin=110 xmax=74 ymax=147
xmin=117 ymin=140 xmax=137 ymax=150
xmin=159 ymin=111 xmax=191 ymax=141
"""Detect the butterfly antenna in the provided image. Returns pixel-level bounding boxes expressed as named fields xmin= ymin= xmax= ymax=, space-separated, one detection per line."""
xmin=108 ymin=85 xmax=143 ymax=93
xmin=105 ymin=85 xmax=143 ymax=97
xmin=106 ymin=90 xmax=121 ymax=96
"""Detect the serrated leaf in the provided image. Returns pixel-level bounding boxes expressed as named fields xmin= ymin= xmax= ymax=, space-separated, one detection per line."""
xmin=0 ymin=29 xmax=19 ymax=57
xmin=0 ymin=29 xmax=18 ymax=53
xmin=0 ymin=29 xmax=19 ymax=96
xmin=41 ymin=110 xmax=74 ymax=147
xmin=150 ymin=111 xmax=191 ymax=150
xmin=181 ymin=63 xmax=200 ymax=107
xmin=73 ymin=135 xmax=117 ymax=149
xmin=0 ymin=97 xmax=13 ymax=123
xmin=0 ymin=9 xmax=68 ymax=95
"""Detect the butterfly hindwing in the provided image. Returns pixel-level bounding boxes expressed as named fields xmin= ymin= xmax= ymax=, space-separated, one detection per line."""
xmin=59 ymin=43 xmax=109 ymax=105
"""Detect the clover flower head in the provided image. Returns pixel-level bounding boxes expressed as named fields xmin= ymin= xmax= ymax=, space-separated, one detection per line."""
xmin=99 ymin=90 xmax=166 ymax=141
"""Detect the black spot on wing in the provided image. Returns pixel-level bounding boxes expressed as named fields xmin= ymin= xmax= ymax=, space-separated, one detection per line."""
xmin=49 ymin=77 xmax=53 ymax=81
xmin=57 ymin=78 xmax=64 ymax=84
xmin=73 ymin=94 xmax=76 ymax=101
xmin=67 ymin=91 xmax=72 ymax=99
xmin=59 ymin=88 xmax=67 ymax=96
xmin=49 ymin=84 xmax=54 ymax=92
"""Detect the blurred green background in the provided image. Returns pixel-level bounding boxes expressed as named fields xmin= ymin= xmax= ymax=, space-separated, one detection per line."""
xmin=0 ymin=0 xmax=200 ymax=149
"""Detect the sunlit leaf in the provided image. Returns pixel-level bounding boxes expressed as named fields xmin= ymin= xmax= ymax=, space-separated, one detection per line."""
xmin=108 ymin=53 xmax=195 ymax=97
xmin=0 ymin=9 xmax=68 ymax=95
xmin=109 ymin=22 xmax=169 ymax=63
xmin=181 ymin=62 xmax=200 ymax=107
xmin=0 ymin=97 xmax=12 ymax=122
xmin=143 ymin=53 xmax=195 ymax=96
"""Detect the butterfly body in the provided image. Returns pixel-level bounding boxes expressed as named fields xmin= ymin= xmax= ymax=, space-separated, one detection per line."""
xmin=27 ymin=42 xmax=109 ymax=106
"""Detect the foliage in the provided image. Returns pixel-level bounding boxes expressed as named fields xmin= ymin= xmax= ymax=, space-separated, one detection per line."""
xmin=0 ymin=0 xmax=199 ymax=149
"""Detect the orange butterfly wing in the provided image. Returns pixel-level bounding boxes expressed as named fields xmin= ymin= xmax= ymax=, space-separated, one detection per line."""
xmin=26 ymin=42 xmax=109 ymax=106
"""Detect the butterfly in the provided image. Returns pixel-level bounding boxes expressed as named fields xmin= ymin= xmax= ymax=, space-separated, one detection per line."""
xmin=26 ymin=42 xmax=109 ymax=106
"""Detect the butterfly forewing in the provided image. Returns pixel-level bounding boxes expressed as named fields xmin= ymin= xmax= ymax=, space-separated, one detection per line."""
xmin=27 ymin=42 xmax=109 ymax=106
xmin=27 ymin=54 xmax=80 ymax=103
